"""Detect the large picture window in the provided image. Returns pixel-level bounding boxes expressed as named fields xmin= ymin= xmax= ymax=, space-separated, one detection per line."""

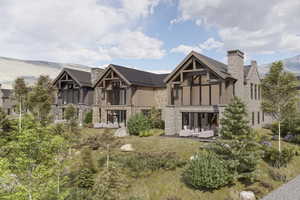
xmin=107 ymin=110 xmax=127 ymax=125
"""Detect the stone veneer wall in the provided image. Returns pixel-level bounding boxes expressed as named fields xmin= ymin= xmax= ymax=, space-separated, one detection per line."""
xmin=54 ymin=104 xmax=92 ymax=125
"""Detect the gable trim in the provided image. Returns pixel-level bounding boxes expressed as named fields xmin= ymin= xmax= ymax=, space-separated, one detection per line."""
xmin=93 ymin=64 xmax=131 ymax=88
xmin=52 ymin=69 xmax=82 ymax=88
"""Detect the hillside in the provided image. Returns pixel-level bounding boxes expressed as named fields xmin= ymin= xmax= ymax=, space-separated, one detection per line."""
xmin=260 ymin=54 xmax=300 ymax=75
xmin=0 ymin=56 xmax=93 ymax=88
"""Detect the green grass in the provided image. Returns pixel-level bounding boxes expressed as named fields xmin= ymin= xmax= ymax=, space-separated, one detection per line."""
xmin=76 ymin=128 xmax=300 ymax=200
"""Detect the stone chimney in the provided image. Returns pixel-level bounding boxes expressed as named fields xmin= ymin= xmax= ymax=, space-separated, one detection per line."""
xmin=251 ymin=60 xmax=257 ymax=68
xmin=227 ymin=50 xmax=244 ymax=99
xmin=91 ymin=68 xmax=104 ymax=85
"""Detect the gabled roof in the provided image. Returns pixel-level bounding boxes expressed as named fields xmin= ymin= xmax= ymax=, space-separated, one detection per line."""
xmin=93 ymin=64 xmax=168 ymax=88
xmin=164 ymin=51 xmax=234 ymax=83
xmin=52 ymin=68 xmax=92 ymax=87
xmin=1 ymin=89 xmax=12 ymax=98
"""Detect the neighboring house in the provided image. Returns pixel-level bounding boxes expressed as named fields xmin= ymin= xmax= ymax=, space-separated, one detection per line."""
xmin=0 ymin=84 xmax=16 ymax=115
xmin=164 ymin=50 xmax=272 ymax=135
xmin=52 ymin=67 xmax=103 ymax=124
xmin=92 ymin=64 xmax=168 ymax=126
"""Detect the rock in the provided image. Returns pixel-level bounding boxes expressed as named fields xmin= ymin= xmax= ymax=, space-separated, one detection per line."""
xmin=261 ymin=140 xmax=272 ymax=147
xmin=283 ymin=134 xmax=294 ymax=142
xmin=190 ymin=155 xmax=199 ymax=160
xmin=93 ymin=123 xmax=102 ymax=129
xmin=114 ymin=127 xmax=129 ymax=137
xmin=240 ymin=191 xmax=256 ymax=200
xmin=120 ymin=144 xmax=134 ymax=152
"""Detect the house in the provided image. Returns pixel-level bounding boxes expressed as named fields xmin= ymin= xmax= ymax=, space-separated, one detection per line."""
xmin=92 ymin=64 xmax=168 ymax=126
xmin=164 ymin=50 xmax=272 ymax=135
xmin=0 ymin=84 xmax=16 ymax=115
xmin=52 ymin=67 xmax=103 ymax=124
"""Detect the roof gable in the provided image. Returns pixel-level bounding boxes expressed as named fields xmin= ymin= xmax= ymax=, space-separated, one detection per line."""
xmin=93 ymin=64 xmax=168 ymax=88
xmin=164 ymin=51 xmax=234 ymax=83
xmin=52 ymin=68 xmax=92 ymax=87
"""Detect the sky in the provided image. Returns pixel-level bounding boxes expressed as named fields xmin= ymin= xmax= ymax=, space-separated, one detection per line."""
xmin=1 ymin=0 xmax=300 ymax=74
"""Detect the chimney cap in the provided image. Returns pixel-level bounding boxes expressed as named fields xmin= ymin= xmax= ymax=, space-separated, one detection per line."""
xmin=227 ymin=49 xmax=244 ymax=58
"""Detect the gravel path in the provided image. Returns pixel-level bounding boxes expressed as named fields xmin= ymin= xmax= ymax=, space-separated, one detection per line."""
xmin=262 ymin=175 xmax=300 ymax=200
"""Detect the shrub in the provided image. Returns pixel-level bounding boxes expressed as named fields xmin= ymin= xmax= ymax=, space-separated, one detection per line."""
xmin=84 ymin=111 xmax=93 ymax=124
xmin=148 ymin=107 xmax=165 ymax=129
xmin=75 ymin=168 xmax=95 ymax=189
xmin=291 ymin=134 xmax=300 ymax=144
xmin=268 ymin=168 xmax=287 ymax=182
xmin=182 ymin=151 xmax=233 ymax=190
xmin=113 ymin=152 xmax=185 ymax=177
xmin=264 ymin=147 xmax=296 ymax=167
xmin=139 ymin=129 xmax=164 ymax=137
xmin=92 ymin=162 xmax=128 ymax=200
xmin=127 ymin=113 xmax=152 ymax=135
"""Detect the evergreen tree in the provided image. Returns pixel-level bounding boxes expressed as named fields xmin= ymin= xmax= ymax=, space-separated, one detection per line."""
xmin=261 ymin=61 xmax=298 ymax=152
xmin=28 ymin=75 xmax=54 ymax=126
xmin=220 ymin=97 xmax=250 ymax=139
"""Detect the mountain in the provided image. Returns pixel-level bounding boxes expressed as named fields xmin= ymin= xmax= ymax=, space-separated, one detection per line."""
xmin=260 ymin=54 xmax=300 ymax=75
xmin=0 ymin=56 xmax=94 ymax=89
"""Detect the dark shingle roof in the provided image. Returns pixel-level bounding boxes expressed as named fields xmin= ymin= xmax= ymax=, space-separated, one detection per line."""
xmin=53 ymin=68 xmax=92 ymax=87
xmin=1 ymin=89 xmax=12 ymax=98
xmin=64 ymin=68 xmax=92 ymax=87
xmin=111 ymin=65 xmax=168 ymax=87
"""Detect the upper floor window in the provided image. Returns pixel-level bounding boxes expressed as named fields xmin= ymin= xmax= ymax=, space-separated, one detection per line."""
xmin=107 ymin=88 xmax=126 ymax=105
xmin=250 ymin=83 xmax=253 ymax=99
xmin=258 ymin=85 xmax=261 ymax=100
xmin=255 ymin=84 xmax=257 ymax=100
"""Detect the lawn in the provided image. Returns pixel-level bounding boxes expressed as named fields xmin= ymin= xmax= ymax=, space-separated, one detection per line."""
xmin=77 ymin=128 xmax=300 ymax=200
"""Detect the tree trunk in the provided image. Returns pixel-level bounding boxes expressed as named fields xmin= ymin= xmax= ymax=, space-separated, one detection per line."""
xmin=278 ymin=120 xmax=281 ymax=153
xmin=19 ymin=97 xmax=22 ymax=132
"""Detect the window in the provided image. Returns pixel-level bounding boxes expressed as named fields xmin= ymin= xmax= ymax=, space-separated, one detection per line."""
xmin=262 ymin=111 xmax=265 ymax=122
xmin=255 ymin=84 xmax=257 ymax=100
xmin=252 ymin=112 xmax=255 ymax=126
xmin=107 ymin=110 xmax=127 ymax=125
xmin=142 ymin=109 xmax=151 ymax=117
xmin=257 ymin=112 xmax=260 ymax=124
xmin=258 ymin=85 xmax=261 ymax=100
xmin=250 ymin=83 xmax=253 ymax=99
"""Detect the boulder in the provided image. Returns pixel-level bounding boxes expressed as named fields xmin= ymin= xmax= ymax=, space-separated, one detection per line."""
xmin=240 ymin=191 xmax=256 ymax=200
xmin=114 ymin=127 xmax=129 ymax=137
xmin=120 ymin=144 xmax=134 ymax=152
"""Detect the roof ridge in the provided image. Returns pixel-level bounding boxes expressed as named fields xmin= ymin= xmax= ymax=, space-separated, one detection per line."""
xmin=111 ymin=64 xmax=165 ymax=76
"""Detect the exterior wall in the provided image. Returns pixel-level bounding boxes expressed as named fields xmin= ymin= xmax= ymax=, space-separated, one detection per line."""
xmin=92 ymin=84 xmax=168 ymax=125
xmin=164 ymin=105 xmax=221 ymax=135
xmin=53 ymin=104 xmax=91 ymax=125
xmin=243 ymin=62 xmax=270 ymax=128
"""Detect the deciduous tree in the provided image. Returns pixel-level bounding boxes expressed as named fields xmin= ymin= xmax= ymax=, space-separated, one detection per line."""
xmin=261 ymin=61 xmax=298 ymax=152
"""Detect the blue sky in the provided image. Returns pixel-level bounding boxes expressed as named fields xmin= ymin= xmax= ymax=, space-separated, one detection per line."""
xmin=1 ymin=0 xmax=300 ymax=74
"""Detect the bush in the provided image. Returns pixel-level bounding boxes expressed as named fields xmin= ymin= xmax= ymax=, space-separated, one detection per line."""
xmin=264 ymin=147 xmax=296 ymax=167
xmin=84 ymin=111 xmax=93 ymax=124
xmin=148 ymin=107 xmax=165 ymax=129
xmin=139 ymin=129 xmax=164 ymax=137
xmin=268 ymin=168 xmax=287 ymax=182
xmin=75 ymin=168 xmax=95 ymax=189
xmin=182 ymin=151 xmax=233 ymax=190
xmin=291 ymin=135 xmax=300 ymax=144
xmin=127 ymin=113 xmax=152 ymax=136
xmin=112 ymin=152 xmax=185 ymax=177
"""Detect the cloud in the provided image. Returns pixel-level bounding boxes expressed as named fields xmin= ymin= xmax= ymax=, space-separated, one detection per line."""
xmin=170 ymin=37 xmax=223 ymax=54
xmin=0 ymin=0 xmax=165 ymax=64
xmin=174 ymin=0 xmax=300 ymax=54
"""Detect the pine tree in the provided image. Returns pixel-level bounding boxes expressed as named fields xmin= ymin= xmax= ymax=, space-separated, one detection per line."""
xmin=220 ymin=97 xmax=250 ymax=139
